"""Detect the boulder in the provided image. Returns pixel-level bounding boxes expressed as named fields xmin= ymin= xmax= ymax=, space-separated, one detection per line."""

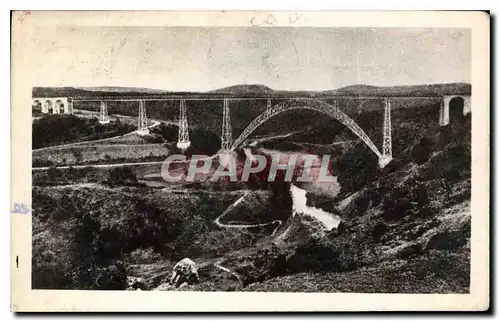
xmin=170 ymin=258 xmax=200 ymax=288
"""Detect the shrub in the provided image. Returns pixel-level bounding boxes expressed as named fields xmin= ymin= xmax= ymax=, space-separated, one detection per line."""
xmin=46 ymin=165 xmax=61 ymax=179
xmin=424 ymin=143 xmax=471 ymax=183
xmin=129 ymin=247 xmax=163 ymax=264
xmin=173 ymin=214 xmax=207 ymax=259
xmin=336 ymin=143 xmax=379 ymax=194
xmin=372 ymin=222 xmax=388 ymax=242
xmin=286 ymin=235 xmax=358 ymax=273
xmin=145 ymin=134 xmax=165 ymax=144
xmin=382 ymin=194 xmax=412 ymax=221
xmin=32 ymin=238 xmax=74 ymax=289
xmin=185 ymin=127 xmax=222 ymax=156
xmin=71 ymin=211 xmax=102 ymax=289
xmin=151 ymin=123 xmax=178 ymax=142
xmin=94 ymin=261 xmax=128 ymax=290
xmin=127 ymin=199 xmax=183 ymax=254
xmin=411 ymin=137 xmax=434 ymax=165
xmin=72 ymin=149 xmax=83 ymax=163
xmin=106 ymin=166 xmax=138 ymax=186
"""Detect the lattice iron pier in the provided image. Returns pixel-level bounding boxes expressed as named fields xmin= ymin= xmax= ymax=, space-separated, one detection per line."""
xmin=137 ymin=100 xmax=149 ymax=136
xmin=177 ymin=99 xmax=191 ymax=150
xmin=220 ymin=99 xmax=233 ymax=152
xmin=99 ymin=101 xmax=110 ymax=124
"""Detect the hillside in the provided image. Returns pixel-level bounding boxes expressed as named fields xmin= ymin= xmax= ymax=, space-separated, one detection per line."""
xmin=328 ymin=83 xmax=471 ymax=97
xmin=209 ymin=84 xmax=275 ymax=94
xmin=177 ymin=114 xmax=472 ymax=293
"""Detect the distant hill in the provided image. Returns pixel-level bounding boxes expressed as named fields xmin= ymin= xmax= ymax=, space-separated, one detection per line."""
xmin=33 ymin=87 xmax=95 ymax=98
xmin=75 ymin=87 xmax=172 ymax=94
xmin=32 ymin=82 xmax=471 ymax=98
xmin=332 ymin=84 xmax=381 ymax=93
xmin=326 ymin=83 xmax=471 ymax=97
xmin=210 ymin=84 xmax=275 ymax=94
xmin=32 ymin=86 xmax=173 ymax=98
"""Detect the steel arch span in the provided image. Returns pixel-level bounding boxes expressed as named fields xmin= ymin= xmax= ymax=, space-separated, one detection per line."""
xmin=230 ymin=98 xmax=383 ymax=159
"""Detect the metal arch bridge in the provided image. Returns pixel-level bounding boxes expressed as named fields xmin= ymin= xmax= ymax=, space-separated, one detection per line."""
xmin=43 ymin=94 xmax=468 ymax=168
xmin=228 ymin=98 xmax=393 ymax=168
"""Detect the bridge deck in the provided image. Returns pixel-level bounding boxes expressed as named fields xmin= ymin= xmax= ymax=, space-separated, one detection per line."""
xmin=67 ymin=96 xmax=454 ymax=102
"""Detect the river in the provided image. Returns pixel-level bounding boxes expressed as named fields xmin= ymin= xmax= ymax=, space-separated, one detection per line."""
xmin=289 ymin=184 xmax=342 ymax=230
xmin=243 ymin=146 xmax=343 ymax=230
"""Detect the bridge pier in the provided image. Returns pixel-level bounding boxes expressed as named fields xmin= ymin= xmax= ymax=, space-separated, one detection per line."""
xmin=378 ymin=155 xmax=393 ymax=168
xmin=176 ymin=99 xmax=191 ymax=150
xmin=41 ymin=100 xmax=49 ymax=113
xmin=137 ymin=100 xmax=149 ymax=136
xmin=33 ymin=97 xmax=73 ymax=115
xmin=99 ymin=101 xmax=110 ymax=124
xmin=67 ymin=98 xmax=74 ymax=114
xmin=220 ymin=98 xmax=233 ymax=153
xmin=439 ymin=95 xmax=471 ymax=126
xmin=379 ymin=98 xmax=393 ymax=168
xmin=45 ymin=100 xmax=54 ymax=114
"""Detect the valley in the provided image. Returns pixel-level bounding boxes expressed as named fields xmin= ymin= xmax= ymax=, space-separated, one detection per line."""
xmin=31 ymin=84 xmax=471 ymax=293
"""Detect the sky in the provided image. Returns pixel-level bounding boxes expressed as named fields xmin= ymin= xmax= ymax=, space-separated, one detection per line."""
xmin=27 ymin=26 xmax=471 ymax=91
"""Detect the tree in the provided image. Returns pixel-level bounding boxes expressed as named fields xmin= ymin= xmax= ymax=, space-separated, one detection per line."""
xmin=71 ymin=211 xmax=102 ymax=289
xmin=47 ymin=165 xmax=60 ymax=179
xmin=107 ymin=166 xmax=138 ymax=186
xmin=335 ymin=143 xmax=379 ymax=194
xmin=411 ymin=137 xmax=433 ymax=165
xmin=185 ymin=127 xmax=222 ymax=156
xmin=151 ymin=123 xmax=177 ymax=142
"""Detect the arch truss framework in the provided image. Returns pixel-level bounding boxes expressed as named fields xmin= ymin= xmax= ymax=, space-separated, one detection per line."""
xmin=230 ymin=98 xmax=393 ymax=168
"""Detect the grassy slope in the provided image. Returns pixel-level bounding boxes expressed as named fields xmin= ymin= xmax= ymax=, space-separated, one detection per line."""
xmin=32 ymin=115 xmax=137 ymax=149
xmin=243 ymin=246 xmax=469 ymax=293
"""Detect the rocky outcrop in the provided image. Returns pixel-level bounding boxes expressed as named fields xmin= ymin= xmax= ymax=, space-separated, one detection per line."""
xmin=169 ymin=258 xmax=200 ymax=288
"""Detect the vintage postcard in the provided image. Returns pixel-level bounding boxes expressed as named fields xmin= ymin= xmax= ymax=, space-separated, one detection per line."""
xmin=11 ymin=10 xmax=489 ymax=311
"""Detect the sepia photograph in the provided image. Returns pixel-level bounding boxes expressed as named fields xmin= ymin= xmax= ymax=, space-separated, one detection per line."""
xmin=10 ymin=10 xmax=489 ymax=311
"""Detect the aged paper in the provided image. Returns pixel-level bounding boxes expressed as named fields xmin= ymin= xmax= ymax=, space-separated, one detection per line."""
xmin=11 ymin=10 xmax=489 ymax=311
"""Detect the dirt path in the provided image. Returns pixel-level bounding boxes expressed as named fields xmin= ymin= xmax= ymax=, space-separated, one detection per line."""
xmin=289 ymin=140 xmax=354 ymax=146
xmin=207 ymin=190 xmax=289 ymax=283
xmin=34 ymin=182 xmax=142 ymax=199
xmin=33 ymin=131 xmax=137 ymax=152
xmin=44 ymin=182 xmax=100 ymax=189
xmin=32 ymin=160 xmax=165 ymax=171
xmin=213 ymin=191 xmax=282 ymax=234
xmin=213 ymin=260 xmax=242 ymax=282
